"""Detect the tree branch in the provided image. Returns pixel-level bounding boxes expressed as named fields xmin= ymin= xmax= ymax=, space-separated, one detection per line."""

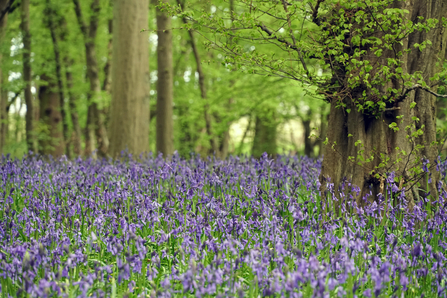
xmin=257 ymin=23 xmax=297 ymax=51
xmin=310 ymin=0 xmax=325 ymax=25
xmin=280 ymin=0 xmax=312 ymax=81
xmin=0 ymin=0 xmax=15 ymax=22
xmin=396 ymin=84 xmax=447 ymax=102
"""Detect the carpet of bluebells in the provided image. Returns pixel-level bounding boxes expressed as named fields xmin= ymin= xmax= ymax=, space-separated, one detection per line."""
xmin=0 ymin=152 xmax=447 ymax=298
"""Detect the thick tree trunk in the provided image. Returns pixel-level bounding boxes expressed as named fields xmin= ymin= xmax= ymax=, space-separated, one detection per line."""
xmin=21 ymin=0 xmax=37 ymax=153
xmin=252 ymin=111 xmax=277 ymax=158
xmin=319 ymin=0 xmax=447 ymax=214
xmin=38 ymin=76 xmax=65 ymax=157
xmin=73 ymin=0 xmax=109 ymax=157
xmin=0 ymin=0 xmax=8 ymax=154
xmin=156 ymin=0 xmax=174 ymax=157
xmin=109 ymin=0 xmax=150 ymax=157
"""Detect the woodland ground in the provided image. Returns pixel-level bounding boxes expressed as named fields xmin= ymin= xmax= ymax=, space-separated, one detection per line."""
xmin=0 ymin=153 xmax=446 ymax=297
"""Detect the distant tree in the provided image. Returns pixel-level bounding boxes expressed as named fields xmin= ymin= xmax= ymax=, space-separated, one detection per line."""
xmin=21 ymin=0 xmax=37 ymax=153
xmin=38 ymin=75 xmax=65 ymax=157
xmin=109 ymin=0 xmax=150 ymax=157
xmin=73 ymin=0 xmax=109 ymax=157
xmin=156 ymin=0 xmax=174 ymax=157
xmin=0 ymin=0 xmax=8 ymax=154
xmin=44 ymin=0 xmax=69 ymax=156
xmin=178 ymin=0 xmax=447 ymax=213
xmin=252 ymin=110 xmax=277 ymax=158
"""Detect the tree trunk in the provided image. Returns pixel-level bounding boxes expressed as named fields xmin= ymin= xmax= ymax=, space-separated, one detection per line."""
xmin=252 ymin=111 xmax=277 ymax=158
xmin=0 ymin=0 xmax=8 ymax=154
xmin=302 ymin=109 xmax=314 ymax=158
xmin=156 ymin=0 xmax=174 ymax=157
xmin=216 ymin=0 xmax=236 ymax=160
xmin=73 ymin=0 xmax=109 ymax=157
xmin=319 ymin=0 xmax=447 ymax=214
xmin=177 ymin=0 xmax=218 ymax=156
xmin=109 ymin=0 xmax=150 ymax=157
xmin=21 ymin=0 xmax=37 ymax=153
xmin=50 ymin=11 xmax=83 ymax=157
xmin=45 ymin=0 xmax=68 ymax=156
xmin=64 ymin=62 xmax=83 ymax=157
xmin=38 ymin=75 xmax=66 ymax=157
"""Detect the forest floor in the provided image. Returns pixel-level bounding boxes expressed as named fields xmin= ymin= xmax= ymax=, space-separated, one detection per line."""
xmin=0 ymin=153 xmax=446 ymax=297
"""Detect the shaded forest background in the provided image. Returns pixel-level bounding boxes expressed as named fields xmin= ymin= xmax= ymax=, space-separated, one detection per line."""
xmin=0 ymin=0 xmax=445 ymax=160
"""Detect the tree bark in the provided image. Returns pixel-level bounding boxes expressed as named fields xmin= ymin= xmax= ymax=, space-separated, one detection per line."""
xmin=0 ymin=0 xmax=8 ymax=154
xmin=73 ymin=0 xmax=109 ymax=157
xmin=252 ymin=111 xmax=277 ymax=158
xmin=38 ymin=75 xmax=65 ymax=157
xmin=319 ymin=0 xmax=447 ymax=214
xmin=109 ymin=0 xmax=150 ymax=158
xmin=156 ymin=0 xmax=174 ymax=157
xmin=21 ymin=0 xmax=36 ymax=153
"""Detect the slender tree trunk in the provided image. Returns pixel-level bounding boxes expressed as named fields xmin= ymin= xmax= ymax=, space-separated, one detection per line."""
xmin=177 ymin=0 xmax=218 ymax=156
xmin=216 ymin=0 xmax=236 ymax=160
xmin=73 ymin=0 xmax=109 ymax=157
xmin=109 ymin=0 xmax=150 ymax=157
xmin=252 ymin=111 xmax=277 ymax=158
xmin=38 ymin=75 xmax=65 ymax=157
xmin=156 ymin=0 xmax=174 ymax=157
xmin=45 ymin=0 xmax=68 ymax=156
xmin=21 ymin=0 xmax=36 ymax=153
xmin=0 ymin=0 xmax=8 ymax=154
xmin=15 ymin=99 xmax=23 ymax=142
xmin=302 ymin=115 xmax=313 ymax=158
xmin=319 ymin=0 xmax=447 ymax=214
xmin=64 ymin=61 xmax=82 ymax=156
